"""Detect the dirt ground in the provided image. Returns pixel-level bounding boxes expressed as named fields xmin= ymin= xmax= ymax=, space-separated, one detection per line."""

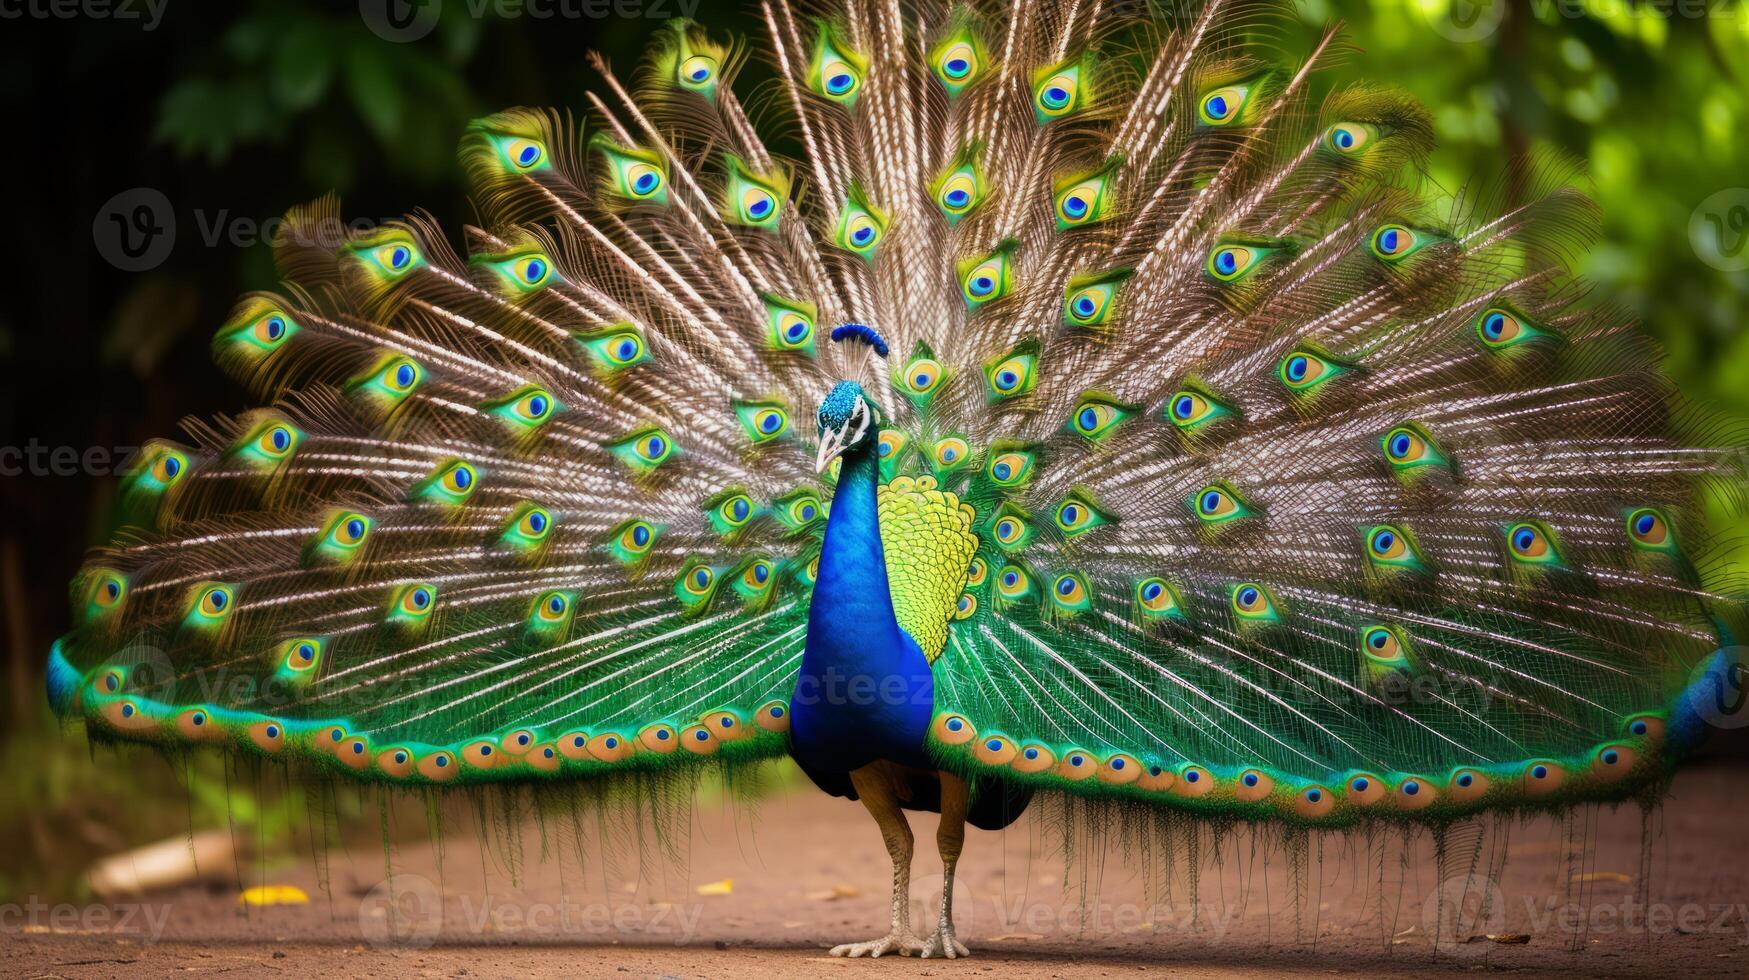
xmin=7 ymin=758 xmax=1749 ymax=979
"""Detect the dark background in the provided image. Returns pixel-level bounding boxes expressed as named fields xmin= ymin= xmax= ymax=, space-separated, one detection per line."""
xmin=1 ymin=0 xmax=1746 ymax=898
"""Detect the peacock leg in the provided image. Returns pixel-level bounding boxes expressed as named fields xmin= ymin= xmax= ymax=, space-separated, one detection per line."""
xmin=829 ymin=763 xmax=927 ymax=958
xmin=919 ymin=769 xmax=972 ymax=958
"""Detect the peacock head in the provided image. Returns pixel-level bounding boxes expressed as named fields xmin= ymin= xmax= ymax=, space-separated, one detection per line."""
xmin=815 ymin=380 xmax=877 ymax=472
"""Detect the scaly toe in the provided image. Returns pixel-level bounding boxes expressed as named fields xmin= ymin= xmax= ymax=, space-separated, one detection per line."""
xmin=920 ymin=929 xmax=971 ymax=959
xmin=829 ymin=931 xmax=926 ymax=958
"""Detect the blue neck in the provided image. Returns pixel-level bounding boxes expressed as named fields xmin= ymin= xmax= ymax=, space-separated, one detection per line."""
xmin=805 ymin=445 xmax=903 ymax=665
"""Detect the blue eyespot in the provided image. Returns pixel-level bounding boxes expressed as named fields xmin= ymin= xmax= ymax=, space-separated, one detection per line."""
xmin=1073 ymin=296 xmax=1097 ymax=317
xmin=517 ymin=144 xmax=540 ymax=166
xmin=1457 ymin=772 xmax=1473 ymax=787
xmin=1077 ymin=408 xmax=1098 ymax=430
xmin=452 ymin=466 xmax=472 ymax=489
xmin=604 ymin=737 xmax=618 ymax=748
xmin=969 ymin=274 xmax=995 ymax=296
xmin=1199 ymin=491 xmax=1221 ymax=514
xmin=353 ymin=742 xmax=365 ymax=754
xmin=753 ymin=562 xmax=769 ymax=583
xmin=192 ymin=713 xmax=205 ymax=725
xmin=1631 ymin=720 xmax=1649 ymax=735
xmin=1305 ymin=788 xmax=1322 ymax=803
xmin=163 ymin=456 xmax=181 ymax=478
xmin=1062 ymin=504 xmax=1082 ymax=525
xmin=785 ymin=321 xmax=808 ymax=341
xmin=1042 ymin=85 xmax=1069 ymax=108
xmin=992 ymin=461 xmax=1012 ymax=480
xmin=946 ymin=717 xmax=964 ymax=732
xmin=524 ymin=259 xmax=546 ymax=283
xmin=574 ymin=735 xmax=586 ymax=747
xmin=1185 ymin=769 xmax=1200 ymax=783
xmin=346 ymin=518 xmax=366 ymax=540
xmin=1378 ymin=229 xmax=1399 ymax=253
xmin=528 ymin=512 xmax=548 ymax=533
xmin=1061 ymin=194 xmax=1088 ymax=219
xmin=995 ymin=370 xmax=1018 ymax=390
xmin=720 ymin=717 xmax=734 ymax=728
xmin=1070 ymin=755 xmax=1084 ymax=766
xmin=436 ymin=755 xmax=449 ymax=767
xmin=1111 ymin=758 xmax=1125 ymax=770
xmin=851 ymin=225 xmax=874 ymax=246
xmin=946 ymin=57 xmax=970 ymax=77
xmin=1205 ymin=95 xmax=1229 ymax=119
xmin=633 ymin=171 xmax=659 ymax=195
xmin=1531 ymin=764 xmax=1548 ymax=779
xmin=548 ymin=595 xmax=565 ymax=614
xmin=1024 ymin=747 xmax=1039 ymax=760
xmin=940 ymin=447 xmax=957 ymax=462
xmin=1602 ymin=749 xmax=1619 ymax=765
xmin=1238 ymin=586 xmax=1259 ymax=606
xmin=770 ymin=706 xmax=785 ymax=718
xmin=694 ymin=728 xmax=709 ymax=741
xmin=1635 ymin=512 xmax=1656 ymax=535
xmin=1333 ymin=127 xmax=1355 ymax=149
xmin=1173 ymin=395 xmax=1195 ymax=419
xmin=732 ymin=498 xmax=750 ymax=520
xmin=527 ymin=394 xmax=549 ymax=417
xmin=692 ymin=568 xmax=709 ymax=588
xmin=395 ymin=752 xmax=408 ymax=764
xmin=1002 ymin=571 xmax=1020 ymax=587
xmin=645 ymin=435 xmax=666 ymax=457
xmin=657 ymin=729 xmax=670 ymax=740
xmin=1389 ymin=433 xmax=1412 ymax=458
xmin=1056 ymin=577 xmax=1076 ymax=596
xmin=1142 ymin=582 xmax=1163 ymax=601
xmin=748 ymin=197 xmax=772 ymax=218
xmin=827 ymin=72 xmax=854 ymax=95
xmin=265 ymin=316 xmax=285 ymax=339
xmin=266 ymin=725 xmax=280 ymax=738
xmin=944 ymin=188 xmax=970 ymax=208
xmin=1285 ymin=356 xmax=1309 ymax=383
xmin=1513 ymin=527 xmax=1537 ymax=551
xmin=389 ymin=246 xmax=411 ymax=269
xmin=1352 ymin=777 xmax=1369 ymax=792
xmin=1404 ymin=781 xmax=1420 ymax=795
xmin=518 ymin=733 xmax=531 ymax=745
xmin=1482 ymin=312 xmax=1507 ymax=340
xmin=1214 ymin=250 xmax=1238 ymax=276
xmin=271 ymin=428 xmax=291 ymax=451
xmin=799 ymin=504 xmax=817 ymax=521
xmin=1243 ymin=772 xmax=1258 ymax=787
xmin=411 ymin=588 xmax=431 ymax=608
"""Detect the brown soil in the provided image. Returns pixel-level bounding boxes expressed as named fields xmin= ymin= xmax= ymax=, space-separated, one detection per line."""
xmin=6 ymin=760 xmax=1748 ymax=979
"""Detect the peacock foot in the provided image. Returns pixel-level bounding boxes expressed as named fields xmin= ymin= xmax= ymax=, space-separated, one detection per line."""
xmin=828 ymin=930 xmax=927 ymax=958
xmin=919 ymin=925 xmax=970 ymax=959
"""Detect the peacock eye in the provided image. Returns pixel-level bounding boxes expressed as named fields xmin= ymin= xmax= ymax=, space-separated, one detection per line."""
xmin=995 ymin=564 xmax=1035 ymax=600
xmin=959 ymin=249 xmax=1013 ymax=307
xmin=1360 ymin=625 xmax=1406 ymax=664
xmin=902 ymin=357 xmax=945 ymax=398
xmin=514 ymin=255 xmax=551 ymax=286
xmin=487 ymin=386 xmax=560 ymax=430
xmin=739 ymin=559 xmax=775 ymax=593
xmin=536 ymin=591 xmax=571 ymax=622
xmin=609 ymin=427 xmax=678 ymax=473
xmin=1626 ymin=507 xmax=1673 ymax=551
xmin=317 ymin=510 xmax=372 ymax=557
xmin=1505 ymin=522 xmax=1559 ymax=564
xmin=626 ymin=163 xmax=663 ymax=198
xmin=936 ymin=169 xmax=980 ymax=217
xmin=964 ymin=557 xmax=988 ymax=587
xmin=1050 ymin=572 xmax=1091 ymax=613
xmin=1207 ymin=244 xmax=1268 ymax=282
xmin=1192 ymin=483 xmax=1251 ymax=524
xmin=502 ymin=136 xmax=546 ymax=170
xmin=1364 ymin=524 xmax=1419 ymax=567
xmin=281 ymin=637 xmax=324 ymax=673
xmin=1230 ymin=582 xmax=1278 ymax=621
xmin=384 ymin=357 xmax=421 ymax=393
xmin=1068 ymin=395 xmax=1133 ymax=440
xmin=954 ymin=592 xmax=978 ymax=619
xmin=613 ymin=519 xmax=657 ymax=559
xmin=733 ymin=401 xmax=791 ymax=444
xmin=1167 ymin=388 xmax=1231 ymax=431
xmin=417 ymin=459 xmax=478 ymax=505
xmin=1324 ymin=122 xmax=1376 ymax=154
xmin=738 ymin=184 xmax=777 ymax=223
xmin=375 ymin=243 xmax=416 ymax=273
xmin=247 ymin=310 xmax=296 ymax=349
xmin=820 ymin=59 xmax=860 ymax=98
xmin=1380 ymin=423 xmax=1449 ymax=476
xmin=89 ymin=571 xmax=128 ymax=612
xmin=605 ymin=332 xmax=644 ymax=364
xmin=149 ymin=447 xmax=189 ymax=485
xmin=1134 ymin=577 xmax=1182 ymax=618
xmin=1369 ymin=223 xmax=1433 ymax=261
xmin=1474 ymin=306 xmax=1549 ymax=351
xmin=1278 ymin=349 xmax=1342 ymax=393
xmin=716 ymin=493 xmax=756 ymax=530
xmin=1198 ymin=84 xmax=1251 ymax=126
xmin=987 ymin=449 xmax=1034 ymax=486
xmin=991 ymin=506 xmax=1031 ymax=549
xmin=933 ymin=35 xmax=981 ymax=90
xmin=501 ymin=503 xmax=555 ymax=551
xmin=932 ymin=437 xmax=970 ymax=470
xmin=396 ymin=584 xmax=436 ymax=617
xmin=762 ymin=295 xmax=817 ymax=353
xmin=679 ymin=54 xmax=717 ymax=87
xmin=985 ymin=353 xmax=1037 ymax=399
xmin=248 ymin=422 xmax=299 ymax=462
xmin=1054 ymin=172 xmax=1111 ymax=230
xmin=777 ymin=491 xmax=823 ymax=529
xmin=594 ymin=140 xmax=669 ymax=203
xmin=1052 ymin=492 xmax=1107 ymax=536
xmin=198 ymin=585 xmax=234 ymax=618
xmin=682 ymin=563 xmax=715 ymax=596
xmin=1033 ymin=61 xmax=1085 ymax=120
xmin=1063 ymin=271 xmax=1128 ymax=328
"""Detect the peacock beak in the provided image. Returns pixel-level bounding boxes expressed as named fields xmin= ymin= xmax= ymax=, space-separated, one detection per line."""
xmin=815 ymin=424 xmax=849 ymax=473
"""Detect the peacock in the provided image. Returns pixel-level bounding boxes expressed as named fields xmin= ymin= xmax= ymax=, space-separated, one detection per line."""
xmin=46 ymin=0 xmax=1749 ymax=960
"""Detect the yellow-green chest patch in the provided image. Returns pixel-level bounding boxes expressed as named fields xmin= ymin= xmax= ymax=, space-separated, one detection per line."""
xmin=877 ymin=475 xmax=980 ymax=662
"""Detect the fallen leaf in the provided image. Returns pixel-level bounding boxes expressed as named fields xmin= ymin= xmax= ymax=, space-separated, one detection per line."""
xmin=806 ymin=884 xmax=862 ymax=901
xmin=1485 ymin=933 xmax=1531 ymax=944
xmin=239 ymin=885 xmax=309 ymax=907
xmin=695 ymin=878 xmax=734 ymax=896
xmin=989 ymin=932 xmax=1044 ymax=941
